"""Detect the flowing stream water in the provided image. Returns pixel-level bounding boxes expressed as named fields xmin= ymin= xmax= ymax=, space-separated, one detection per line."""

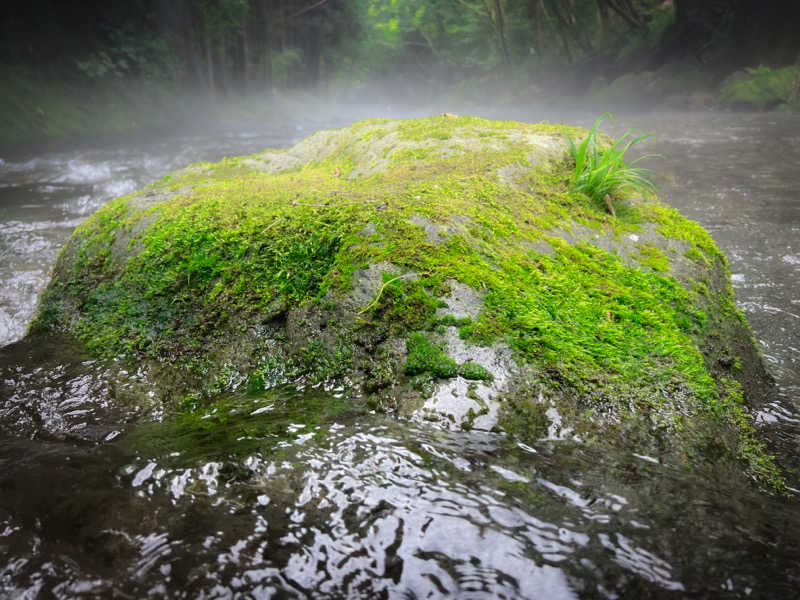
xmin=0 ymin=111 xmax=798 ymax=598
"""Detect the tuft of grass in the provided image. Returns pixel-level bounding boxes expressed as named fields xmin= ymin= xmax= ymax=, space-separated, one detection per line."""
xmin=565 ymin=113 xmax=658 ymax=208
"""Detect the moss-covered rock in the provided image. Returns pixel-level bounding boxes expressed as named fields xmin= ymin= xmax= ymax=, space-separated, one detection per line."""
xmin=718 ymin=65 xmax=800 ymax=110
xmin=587 ymin=65 xmax=715 ymax=110
xmin=30 ymin=116 xmax=783 ymax=489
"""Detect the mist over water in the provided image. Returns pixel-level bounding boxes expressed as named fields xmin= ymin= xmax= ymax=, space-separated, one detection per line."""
xmin=0 ymin=105 xmax=799 ymax=597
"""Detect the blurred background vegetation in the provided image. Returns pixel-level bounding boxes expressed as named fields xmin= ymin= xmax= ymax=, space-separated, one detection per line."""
xmin=2 ymin=0 xmax=799 ymax=147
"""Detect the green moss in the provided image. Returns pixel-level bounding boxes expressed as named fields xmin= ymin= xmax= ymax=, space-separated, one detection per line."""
xmin=361 ymin=273 xmax=446 ymax=335
xmin=635 ymin=242 xmax=670 ymax=272
xmin=438 ymin=315 xmax=473 ymax=328
xmin=363 ymin=357 xmax=397 ymax=393
xmin=685 ymin=247 xmax=709 ymax=266
xmin=404 ymin=332 xmax=458 ymax=378
xmin=292 ymin=338 xmax=353 ymax=384
xmin=392 ymin=146 xmax=436 ymax=161
xmin=641 ymin=203 xmax=719 ymax=262
xmin=719 ymin=66 xmax=800 ymax=109
xmin=458 ymin=361 xmax=493 ymax=381
xmin=247 ymin=355 xmax=286 ymax=393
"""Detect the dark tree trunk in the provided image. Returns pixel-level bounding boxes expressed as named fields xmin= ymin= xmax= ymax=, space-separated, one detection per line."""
xmin=202 ymin=22 xmax=215 ymax=92
xmin=525 ymin=0 xmax=543 ymax=57
xmin=595 ymin=0 xmax=610 ymax=39
xmin=493 ymin=0 xmax=510 ymax=66
xmin=231 ymin=31 xmax=247 ymax=93
xmin=303 ymin=24 xmax=321 ymax=86
xmin=674 ymin=0 xmax=689 ymax=30
xmin=544 ymin=0 xmax=574 ymax=62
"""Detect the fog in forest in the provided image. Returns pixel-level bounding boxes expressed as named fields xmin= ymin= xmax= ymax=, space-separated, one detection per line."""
xmin=2 ymin=0 xmax=800 ymax=150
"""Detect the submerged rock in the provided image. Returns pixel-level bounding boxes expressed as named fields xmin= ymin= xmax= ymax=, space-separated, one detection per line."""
xmin=30 ymin=116 xmax=783 ymax=488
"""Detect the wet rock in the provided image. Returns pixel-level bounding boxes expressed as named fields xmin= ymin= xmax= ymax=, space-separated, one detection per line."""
xmin=718 ymin=66 xmax=800 ymax=110
xmin=29 ymin=116 xmax=784 ymax=488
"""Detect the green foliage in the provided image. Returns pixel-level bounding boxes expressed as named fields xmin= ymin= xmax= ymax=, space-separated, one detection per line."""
xmin=294 ymin=338 xmax=354 ymax=384
xmin=272 ymin=48 xmax=304 ymax=87
xmin=636 ymin=242 xmax=670 ymax=272
xmin=403 ymin=333 xmax=493 ymax=381
xmin=565 ymin=113 xmax=658 ymax=205
xmin=363 ymin=273 xmax=446 ymax=334
xmin=404 ymin=332 xmax=458 ymax=378
xmin=344 ymin=0 xmax=538 ymax=87
xmin=617 ymin=4 xmax=675 ymax=60
xmin=247 ymin=355 xmax=286 ymax=393
xmin=457 ymin=361 xmax=493 ymax=381
xmin=719 ymin=66 xmax=800 ymax=109
xmin=76 ymin=28 xmax=180 ymax=82
xmin=8 ymin=0 xmax=800 ymax=134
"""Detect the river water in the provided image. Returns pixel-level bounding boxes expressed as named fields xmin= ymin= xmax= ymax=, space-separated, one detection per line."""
xmin=0 ymin=112 xmax=798 ymax=598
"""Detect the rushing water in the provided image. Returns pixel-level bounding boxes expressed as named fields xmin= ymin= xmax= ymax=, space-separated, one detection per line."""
xmin=0 ymin=112 xmax=798 ymax=598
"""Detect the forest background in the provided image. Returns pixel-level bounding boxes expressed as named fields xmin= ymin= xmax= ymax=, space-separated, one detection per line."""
xmin=2 ymin=0 xmax=799 ymax=148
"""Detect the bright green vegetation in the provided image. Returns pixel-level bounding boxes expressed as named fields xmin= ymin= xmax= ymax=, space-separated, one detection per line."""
xmin=405 ymin=332 xmax=458 ymax=378
xmin=718 ymin=65 xmax=800 ymax=110
xmin=33 ymin=115 xmax=783 ymax=490
xmin=565 ymin=113 xmax=658 ymax=207
xmin=404 ymin=333 xmax=493 ymax=381
xmin=361 ymin=274 xmax=448 ymax=334
xmin=636 ymin=242 xmax=670 ymax=273
xmin=457 ymin=361 xmax=494 ymax=382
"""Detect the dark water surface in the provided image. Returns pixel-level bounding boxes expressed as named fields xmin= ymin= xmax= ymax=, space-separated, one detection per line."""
xmin=0 ymin=112 xmax=798 ymax=598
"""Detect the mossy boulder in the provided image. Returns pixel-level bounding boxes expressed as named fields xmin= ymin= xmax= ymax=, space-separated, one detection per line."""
xmin=718 ymin=65 xmax=800 ymax=110
xmin=587 ymin=65 xmax=714 ymax=110
xmin=30 ymin=116 xmax=782 ymax=488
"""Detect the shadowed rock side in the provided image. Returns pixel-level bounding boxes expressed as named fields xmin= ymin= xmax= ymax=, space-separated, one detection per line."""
xmin=29 ymin=116 xmax=783 ymax=489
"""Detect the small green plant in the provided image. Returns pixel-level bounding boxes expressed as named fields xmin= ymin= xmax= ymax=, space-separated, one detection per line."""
xmin=457 ymin=361 xmax=493 ymax=382
xmin=404 ymin=332 xmax=458 ymax=378
xmin=719 ymin=65 xmax=800 ymax=109
xmin=565 ymin=113 xmax=658 ymax=210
